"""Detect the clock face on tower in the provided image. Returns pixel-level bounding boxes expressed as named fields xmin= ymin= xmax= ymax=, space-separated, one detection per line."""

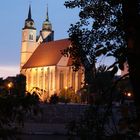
xmin=25 ymin=21 xmax=34 ymax=28
xmin=30 ymin=22 xmax=33 ymax=26
xmin=43 ymin=23 xmax=52 ymax=31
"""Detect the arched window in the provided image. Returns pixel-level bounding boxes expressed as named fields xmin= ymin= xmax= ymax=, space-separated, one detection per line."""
xmin=59 ymin=71 xmax=64 ymax=90
xmin=29 ymin=33 xmax=33 ymax=41
xmin=78 ymin=72 xmax=82 ymax=89
xmin=50 ymin=71 xmax=53 ymax=90
xmin=72 ymin=72 xmax=75 ymax=89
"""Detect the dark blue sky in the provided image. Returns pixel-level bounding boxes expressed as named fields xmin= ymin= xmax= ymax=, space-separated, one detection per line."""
xmin=0 ymin=0 xmax=79 ymax=78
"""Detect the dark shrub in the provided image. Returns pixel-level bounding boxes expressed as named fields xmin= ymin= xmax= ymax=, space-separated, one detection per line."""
xmin=49 ymin=94 xmax=59 ymax=104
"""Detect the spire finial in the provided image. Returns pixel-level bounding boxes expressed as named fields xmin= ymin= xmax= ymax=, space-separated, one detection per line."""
xmin=46 ymin=4 xmax=49 ymax=21
xmin=28 ymin=4 xmax=32 ymax=19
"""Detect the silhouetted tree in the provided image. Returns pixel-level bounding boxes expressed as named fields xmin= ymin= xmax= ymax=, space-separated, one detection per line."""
xmin=0 ymin=75 xmax=39 ymax=139
xmin=15 ymin=74 xmax=26 ymax=96
xmin=63 ymin=0 xmax=124 ymax=93
xmin=122 ymin=0 xmax=140 ymax=122
xmin=64 ymin=0 xmax=140 ymax=121
xmin=64 ymin=0 xmax=140 ymax=138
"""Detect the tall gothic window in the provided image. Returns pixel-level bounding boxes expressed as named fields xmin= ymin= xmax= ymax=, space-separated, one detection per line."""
xmin=33 ymin=69 xmax=37 ymax=87
xmin=72 ymin=72 xmax=75 ymax=89
xmin=78 ymin=73 xmax=82 ymax=89
xmin=50 ymin=72 xmax=53 ymax=90
xmin=59 ymin=71 xmax=64 ymax=90
xmin=45 ymin=71 xmax=49 ymax=91
xmin=40 ymin=69 xmax=43 ymax=90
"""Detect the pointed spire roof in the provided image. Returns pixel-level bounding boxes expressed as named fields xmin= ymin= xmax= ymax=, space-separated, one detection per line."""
xmin=46 ymin=4 xmax=49 ymax=21
xmin=23 ymin=5 xmax=35 ymax=30
xmin=42 ymin=4 xmax=52 ymax=31
xmin=26 ymin=5 xmax=34 ymax=22
xmin=28 ymin=5 xmax=32 ymax=19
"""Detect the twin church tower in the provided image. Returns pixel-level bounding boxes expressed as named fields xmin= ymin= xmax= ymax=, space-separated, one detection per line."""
xmin=20 ymin=5 xmax=54 ymax=68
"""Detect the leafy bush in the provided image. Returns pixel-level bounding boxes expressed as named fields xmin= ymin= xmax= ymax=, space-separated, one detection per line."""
xmin=0 ymin=93 xmax=39 ymax=139
xmin=59 ymin=87 xmax=80 ymax=103
xmin=49 ymin=94 xmax=59 ymax=104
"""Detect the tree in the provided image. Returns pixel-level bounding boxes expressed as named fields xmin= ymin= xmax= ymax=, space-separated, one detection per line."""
xmin=63 ymin=0 xmax=125 ymax=94
xmin=122 ymin=0 xmax=140 ymax=121
xmin=64 ymin=0 xmax=140 ymax=117
xmin=14 ymin=74 xmax=26 ymax=96
xmin=0 ymin=76 xmax=39 ymax=139
xmin=64 ymin=0 xmax=140 ymax=138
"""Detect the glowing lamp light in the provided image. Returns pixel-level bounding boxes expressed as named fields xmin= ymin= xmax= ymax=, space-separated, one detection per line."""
xmin=7 ymin=82 xmax=13 ymax=95
xmin=127 ymin=92 xmax=132 ymax=97
xmin=8 ymin=82 xmax=13 ymax=89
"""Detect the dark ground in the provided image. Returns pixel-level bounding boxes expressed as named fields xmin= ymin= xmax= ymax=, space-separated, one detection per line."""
xmin=18 ymin=134 xmax=79 ymax=140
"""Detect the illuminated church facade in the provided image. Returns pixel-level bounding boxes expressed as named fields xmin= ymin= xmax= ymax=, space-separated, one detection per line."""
xmin=20 ymin=6 xmax=83 ymax=100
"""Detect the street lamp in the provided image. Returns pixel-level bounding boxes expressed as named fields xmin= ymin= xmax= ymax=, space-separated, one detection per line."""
xmin=7 ymin=82 xmax=13 ymax=94
xmin=64 ymin=86 xmax=68 ymax=103
xmin=127 ymin=92 xmax=132 ymax=97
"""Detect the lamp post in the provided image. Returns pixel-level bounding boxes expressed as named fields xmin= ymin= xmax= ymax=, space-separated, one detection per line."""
xmin=65 ymin=86 xmax=68 ymax=103
xmin=7 ymin=82 xmax=13 ymax=95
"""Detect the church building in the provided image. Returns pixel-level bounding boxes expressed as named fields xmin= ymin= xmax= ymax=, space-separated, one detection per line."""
xmin=20 ymin=6 xmax=83 ymax=101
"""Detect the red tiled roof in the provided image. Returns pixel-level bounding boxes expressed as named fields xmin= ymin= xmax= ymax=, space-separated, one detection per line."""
xmin=22 ymin=39 xmax=71 ymax=69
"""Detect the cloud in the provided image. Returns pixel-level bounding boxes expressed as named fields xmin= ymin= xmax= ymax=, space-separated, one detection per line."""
xmin=0 ymin=65 xmax=19 ymax=78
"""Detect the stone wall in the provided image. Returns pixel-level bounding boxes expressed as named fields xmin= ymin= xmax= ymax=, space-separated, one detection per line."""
xmin=38 ymin=104 xmax=88 ymax=123
xmin=20 ymin=104 xmax=88 ymax=135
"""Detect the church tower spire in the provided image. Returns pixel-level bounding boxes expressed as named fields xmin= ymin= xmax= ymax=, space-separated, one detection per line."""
xmin=42 ymin=5 xmax=52 ymax=31
xmin=28 ymin=5 xmax=32 ymax=20
xmin=46 ymin=4 xmax=49 ymax=21
xmin=24 ymin=5 xmax=35 ymax=29
xmin=20 ymin=5 xmax=37 ymax=69
xmin=40 ymin=5 xmax=54 ymax=42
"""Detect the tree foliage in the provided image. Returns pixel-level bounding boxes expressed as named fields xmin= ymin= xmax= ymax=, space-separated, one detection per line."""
xmin=64 ymin=0 xmax=140 ymax=139
xmin=63 ymin=0 xmax=127 ymax=88
xmin=122 ymin=0 xmax=140 ymax=121
xmin=0 ymin=93 xmax=39 ymax=139
xmin=0 ymin=75 xmax=39 ymax=139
